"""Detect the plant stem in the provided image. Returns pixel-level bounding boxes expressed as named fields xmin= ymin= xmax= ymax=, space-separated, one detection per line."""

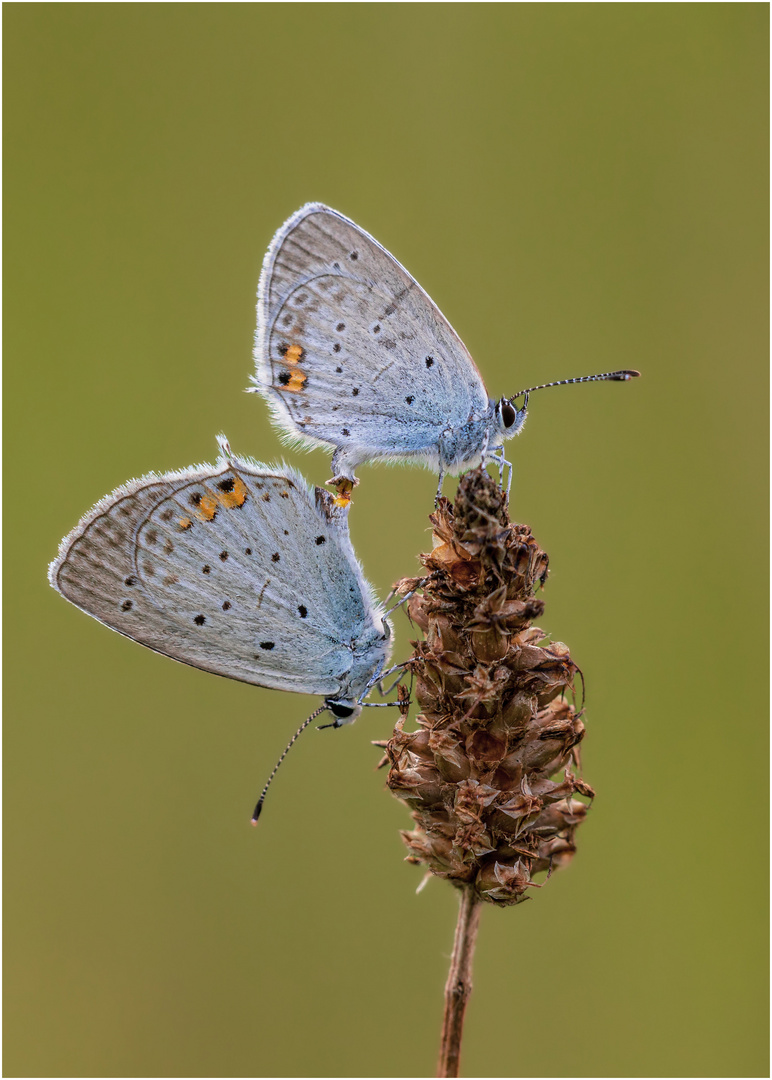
xmin=437 ymin=886 xmax=482 ymax=1078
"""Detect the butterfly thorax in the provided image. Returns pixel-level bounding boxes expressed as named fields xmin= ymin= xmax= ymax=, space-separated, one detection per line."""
xmin=437 ymin=403 xmax=504 ymax=474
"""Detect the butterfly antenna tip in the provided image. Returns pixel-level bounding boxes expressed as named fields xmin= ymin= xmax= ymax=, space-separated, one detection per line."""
xmin=249 ymin=705 xmax=327 ymax=828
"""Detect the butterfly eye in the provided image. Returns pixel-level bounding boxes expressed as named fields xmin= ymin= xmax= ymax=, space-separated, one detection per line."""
xmin=499 ymin=399 xmax=518 ymax=429
xmin=326 ymin=700 xmax=357 ymax=719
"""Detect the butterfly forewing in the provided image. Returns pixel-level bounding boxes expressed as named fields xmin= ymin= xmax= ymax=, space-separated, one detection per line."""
xmin=254 ymin=204 xmax=490 ymax=458
xmin=50 ymin=454 xmax=382 ymax=696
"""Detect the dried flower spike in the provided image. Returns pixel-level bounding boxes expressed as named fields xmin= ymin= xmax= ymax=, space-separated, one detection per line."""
xmin=387 ymin=467 xmax=594 ymax=907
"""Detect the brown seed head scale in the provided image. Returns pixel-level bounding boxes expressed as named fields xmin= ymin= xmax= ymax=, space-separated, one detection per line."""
xmin=386 ymin=468 xmax=594 ymax=906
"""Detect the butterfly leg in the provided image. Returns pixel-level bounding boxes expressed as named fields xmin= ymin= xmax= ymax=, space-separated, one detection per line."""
xmin=504 ymin=457 xmax=513 ymax=500
xmin=435 ymin=467 xmax=445 ymax=506
xmin=496 ymin=450 xmax=513 ymax=501
xmin=382 ymin=579 xmax=428 ymax=621
xmin=360 ymin=659 xmax=411 ymax=702
xmin=487 ymin=444 xmax=503 ymax=485
xmin=378 ymin=661 xmax=408 ymax=680
xmin=488 ymin=446 xmax=512 ymax=501
xmin=376 ymin=665 xmax=409 ymax=696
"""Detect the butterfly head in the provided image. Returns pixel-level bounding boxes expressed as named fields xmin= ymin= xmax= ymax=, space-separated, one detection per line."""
xmin=495 ymin=393 xmax=529 ymax=439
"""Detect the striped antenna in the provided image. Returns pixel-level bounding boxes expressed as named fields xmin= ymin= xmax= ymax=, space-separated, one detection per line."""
xmin=251 ymin=704 xmax=328 ymax=823
xmin=509 ymin=369 xmax=640 ymax=399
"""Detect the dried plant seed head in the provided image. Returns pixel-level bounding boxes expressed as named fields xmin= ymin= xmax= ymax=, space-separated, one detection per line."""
xmin=386 ymin=468 xmax=594 ymax=906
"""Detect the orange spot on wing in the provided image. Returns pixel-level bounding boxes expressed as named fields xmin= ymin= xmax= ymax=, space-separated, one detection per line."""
xmin=285 ymin=344 xmax=304 ymax=365
xmin=195 ymin=493 xmax=218 ymax=521
xmin=286 ymin=371 xmax=307 ymax=392
xmin=217 ymin=476 xmax=248 ymax=508
xmin=178 ymin=517 xmax=193 ymax=530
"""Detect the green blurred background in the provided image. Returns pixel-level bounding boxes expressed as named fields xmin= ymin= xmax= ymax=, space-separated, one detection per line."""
xmin=5 ymin=5 xmax=768 ymax=1077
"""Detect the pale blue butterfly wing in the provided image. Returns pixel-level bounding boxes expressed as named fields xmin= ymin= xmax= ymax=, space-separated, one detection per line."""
xmin=49 ymin=441 xmax=390 ymax=701
xmin=252 ymin=204 xmax=493 ymax=479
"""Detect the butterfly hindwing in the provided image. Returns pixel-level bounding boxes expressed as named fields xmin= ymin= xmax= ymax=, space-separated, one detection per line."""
xmin=49 ymin=449 xmax=384 ymax=696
